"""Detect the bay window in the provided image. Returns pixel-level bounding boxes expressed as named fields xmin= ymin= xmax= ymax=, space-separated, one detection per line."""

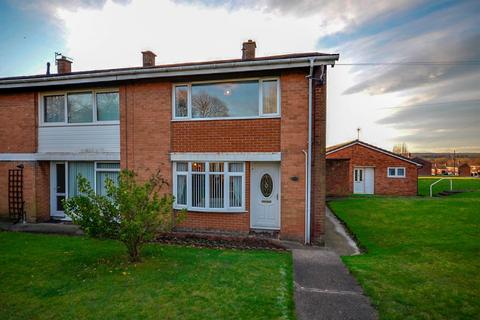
xmin=173 ymin=161 xmax=245 ymax=212
xmin=173 ymin=79 xmax=280 ymax=120
xmin=42 ymin=89 xmax=119 ymax=125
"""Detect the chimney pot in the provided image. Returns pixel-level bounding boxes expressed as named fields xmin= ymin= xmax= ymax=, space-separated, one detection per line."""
xmin=56 ymin=56 xmax=72 ymax=74
xmin=242 ymin=40 xmax=256 ymax=60
xmin=142 ymin=50 xmax=157 ymax=67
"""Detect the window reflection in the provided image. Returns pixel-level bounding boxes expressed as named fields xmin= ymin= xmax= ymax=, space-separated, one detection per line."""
xmin=191 ymin=81 xmax=259 ymax=118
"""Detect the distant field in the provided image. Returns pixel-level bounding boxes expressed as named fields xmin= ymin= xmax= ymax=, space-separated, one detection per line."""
xmin=418 ymin=177 xmax=480 ymax=196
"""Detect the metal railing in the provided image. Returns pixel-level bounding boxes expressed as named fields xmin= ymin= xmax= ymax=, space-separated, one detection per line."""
xmin=429 ymin=178 xmax=453 ymax=197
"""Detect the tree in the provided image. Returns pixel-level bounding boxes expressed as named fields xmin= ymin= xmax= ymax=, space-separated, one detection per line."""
xmin=63 ymin=170 xmax=184 ymax=262
xmin=192 ymin=92 xmax=229 ymax=117
xmin=393 ymin=143 xmax=410 ymax=157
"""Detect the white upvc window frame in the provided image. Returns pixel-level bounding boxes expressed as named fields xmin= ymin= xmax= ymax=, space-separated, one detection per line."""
xmin=172 ymin=77 xmax=281 ymax=121
xmin=173 ymin=161 xmax=246 ymax=212
xmin=387 ymin=167 xmax=406 ymax=178
xmin=39 ymin=88 xmax=120 ymax=127
xmin=50 ymin=161 xmax=120 ymax=218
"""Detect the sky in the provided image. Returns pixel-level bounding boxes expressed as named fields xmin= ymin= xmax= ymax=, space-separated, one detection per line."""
xmin=0 ymin=0 xmax=479 ymax=153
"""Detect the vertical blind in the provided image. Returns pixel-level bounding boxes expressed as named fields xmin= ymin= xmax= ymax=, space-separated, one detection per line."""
xmin=66 ymin=162 xmax=119 ymax=198
xmin=174 ymin=161 xmax=244 ymax=211
xmin=68 ymin=162 xmax=95 ymax=197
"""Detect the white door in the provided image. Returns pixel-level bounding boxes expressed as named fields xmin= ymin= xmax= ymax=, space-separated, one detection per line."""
xmin=50 ymin=162 xmax=67 ymax=218
xmin=250 ymin=162 xmax=280 ymax=229
xmin=364 ymin=168 xmax=374 ymax=194
xmin=353 ymin=167 xmax=374 ymax=194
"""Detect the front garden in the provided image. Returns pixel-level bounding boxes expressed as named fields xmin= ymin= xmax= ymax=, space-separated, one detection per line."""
xmin=0 ymin=232 xmax=294 ymax=320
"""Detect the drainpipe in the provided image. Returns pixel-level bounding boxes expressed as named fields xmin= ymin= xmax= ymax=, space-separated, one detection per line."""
xmin=302 ymin=150 xmax=309 ymax=244
xmin=304 ymin=58 xmax=315 ymax=244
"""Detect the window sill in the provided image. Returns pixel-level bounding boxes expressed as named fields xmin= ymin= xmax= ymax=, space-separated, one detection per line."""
xmin=174 ymin=207 xmax=247 ymax=214
xmin=171 ymin=115 xmax=280 ymax=122
xmin=40 ymin=122 xmax=120 ymax=128
xmin=387 ymin=176 xmax=406 ymax=179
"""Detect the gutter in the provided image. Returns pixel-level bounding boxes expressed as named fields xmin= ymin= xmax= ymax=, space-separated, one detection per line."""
xmin=0 ymin=55 xmax=339 ymax=90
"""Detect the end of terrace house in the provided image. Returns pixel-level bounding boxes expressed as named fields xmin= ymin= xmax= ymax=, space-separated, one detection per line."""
xmin=0 ymin=41 xmax=339 ymax=244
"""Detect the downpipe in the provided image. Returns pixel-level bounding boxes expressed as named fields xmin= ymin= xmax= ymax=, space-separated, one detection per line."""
xmin=304 ymin=58 xmax=315 ymax=244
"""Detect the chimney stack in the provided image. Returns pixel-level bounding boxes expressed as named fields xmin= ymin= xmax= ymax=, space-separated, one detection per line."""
xmin=142 ymin=51 xmax=156 ymax=67
xmin=242 ymin=40 xmax=256 ymax=60
xmin=56 ymin=56 xmax=72 ymax=74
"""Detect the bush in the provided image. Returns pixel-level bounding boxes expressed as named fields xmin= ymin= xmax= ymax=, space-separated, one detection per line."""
xmin=63 ymin=169 xmax=184 ymax=262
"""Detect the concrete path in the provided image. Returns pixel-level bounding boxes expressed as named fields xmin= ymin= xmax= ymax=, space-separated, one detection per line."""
xmin=289 ymin=207 xmax=377 ymax=320
xmin=0 ymin=221 xmax=83 ymax=235
xmin=324 ymin=206 xmax=360 ymax=256
xmin=292 ymin=249 xmax=377 ymax=320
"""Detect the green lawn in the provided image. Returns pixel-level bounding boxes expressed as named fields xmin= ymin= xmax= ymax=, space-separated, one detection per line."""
xmin=418 ymin=176 xmax=480 ymax=196
xmin=328 ymin=184 xmax=480 ymax=319
xmin=0 ymin=232 xmax=294 ymax=320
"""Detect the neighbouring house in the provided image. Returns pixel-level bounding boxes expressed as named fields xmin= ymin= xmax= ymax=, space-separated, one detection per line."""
xmin=412 ymin=157 xmax=432 ymax=176
xmin=458 ymin=163 xmax=471 ymax=177
xmin=0 ymin=41 xmax=339 ymax=244
xmin=326 ymin=140 xmax=421 ymax=196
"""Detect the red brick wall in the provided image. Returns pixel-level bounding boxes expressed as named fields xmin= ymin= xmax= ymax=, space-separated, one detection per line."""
xmin=418 ymin=163 xmax=432 ymax=176
xmin=311 ymin=67 xmax=327 ymax=243
xmin=326 ymin=159 xmax=350 ymax=197
xmin=327 ymin=144 xmax=418 ymax=196
xmin=280 ymin=70 xmax=309 ymax=242
xmin=0 ymin=92 xmax=37 ymax=153
xmin=35 ymin=161 xmax=50 ymax=221
xmin=120 ymin=81 xmax=171 ymax=182
xmin=0 ymin=161 xmax=50 ymax=222
xmin=172 ymin=118 xmax=280 ymax=152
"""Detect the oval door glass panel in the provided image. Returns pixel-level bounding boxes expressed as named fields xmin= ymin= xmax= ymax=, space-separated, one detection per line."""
xmin=260 ymin=174 xmax=273 ymax=197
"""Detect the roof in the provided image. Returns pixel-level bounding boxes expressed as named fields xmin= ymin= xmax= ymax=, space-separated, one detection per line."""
xmin=0 ymin=52 xmax=339 ymax=90
xmin=326 ymin=140 xmax=356 ymax=153
xmin=326 ymin=139 xmax=423 ymax=167
xmin=411 ymin=157 xmax=432 ymax=165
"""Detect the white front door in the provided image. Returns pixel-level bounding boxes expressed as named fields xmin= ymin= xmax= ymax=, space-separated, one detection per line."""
xmin=364 ymin=168 xmax=374 ymax=194
xmin=353 ymin=167 xmax=374 ymax=194
xmin=50 ymin=162 xmax=67 ymax=218
xmin=250 ymin=162 xmax=280 ymax=229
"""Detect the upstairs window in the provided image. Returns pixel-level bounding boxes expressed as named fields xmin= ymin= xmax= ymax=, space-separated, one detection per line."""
xmin=388 ymin=167 xmax=406 ymax=178
xmin=68 ymin=92 xmax=93 ymax=123
xmin=96 ymin=92 xmax=120 ymax=121
xmin=173 ymin=79 xmax=280 ymax=120
xmin=42 ymin=90 xmax=119 ymax=125
xmin=44 ymin=95 xmax=65 ymax=123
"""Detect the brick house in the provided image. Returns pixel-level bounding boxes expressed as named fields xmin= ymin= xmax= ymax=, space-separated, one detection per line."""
xmin=458 ymin=163 xmax=471 ymax=177
xmin=0 ymin=41 xmax=339 ymax=244
xmin=326 ymin=140 xmax=421 ymax=196
xmin=412 ymin=157 xmax=432 ymax=176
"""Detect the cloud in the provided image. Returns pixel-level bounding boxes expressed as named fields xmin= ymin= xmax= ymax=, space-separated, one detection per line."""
xmin=54 ymin=0 xmax=334 ymax=71
xmin=333 ymin=0 xmax=480 ymax=152
xmin=8 ymin=0 xmax=131 ymax=14
xmin=175 ymin=0 xmax=421 ymax=35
